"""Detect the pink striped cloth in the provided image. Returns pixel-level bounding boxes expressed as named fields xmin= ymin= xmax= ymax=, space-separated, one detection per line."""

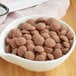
xmin=0 ymin=0 xmax=70 ymax=33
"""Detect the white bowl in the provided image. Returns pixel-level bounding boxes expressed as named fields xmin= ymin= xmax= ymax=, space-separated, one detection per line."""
xmin=0 ymin=15 xmax=75 ymax=72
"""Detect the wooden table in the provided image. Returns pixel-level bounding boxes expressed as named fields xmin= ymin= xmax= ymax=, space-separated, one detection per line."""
xmin=0 ymin=0 xmax=76 ymax=76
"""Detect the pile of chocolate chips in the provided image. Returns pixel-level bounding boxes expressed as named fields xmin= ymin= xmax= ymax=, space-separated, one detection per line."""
xmin=5 ymin=17 xmax=74 ymax=61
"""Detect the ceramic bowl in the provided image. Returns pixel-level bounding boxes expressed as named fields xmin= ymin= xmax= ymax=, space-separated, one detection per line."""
xmin=0 ymin=15 xmax=75 ymax=72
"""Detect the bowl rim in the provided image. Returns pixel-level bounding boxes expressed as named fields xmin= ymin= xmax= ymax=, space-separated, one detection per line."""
xmin=0 ymin=15 xmax=75 ymax=63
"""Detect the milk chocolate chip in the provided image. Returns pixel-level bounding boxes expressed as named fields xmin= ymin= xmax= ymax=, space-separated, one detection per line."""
xmin=47 ymin=54 xmax=54 ymax=60
xmin=35 ymin=55 xmax=46 ymax=61
xmin=27 ymin=44 xmax=35 ymax=51
xmin=27 ymin=19 xmax=36 ymax=26
xmin=19 ymin=23 xmax=35 ymax=30
xmin=33 ymin=35 xmax=44 ymax=46
xmin=10 ymin=38 xmax=17 ymax=48
xmin=36 ymin=23 xmax=46 ymax=30
xmin=47 ymin=18 xmax=60 ymax=31
xmin=23 ymin=34 xmax=32 ymax=40
xmin=34 ymin=46 xmax=44 ymax=53
xmin=5 ymin=45 xmax=11 ymax=53
xmin=24 ymin=51 xmax=35 ymax=60
xmin=8 ymin=29 xmax=22 ymax=38
xmin=16 ymin=37 xmax=26 ymax=46
xmin=12 ymin=48 xmax=17 ymax=55
xmin=53 ymin=49 xmax=62 ymax=59
xmin=41 ymin=33 xmax=50 ymax=39
xmin=18 ymin=46 xmax=27 ymax=57
xmin=45 ymin=38 xmax=56 ymax=48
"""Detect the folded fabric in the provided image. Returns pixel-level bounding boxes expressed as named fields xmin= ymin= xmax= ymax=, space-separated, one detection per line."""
xmin=1 ymin=0 xmax=48 ymax=12
xmin=0 ymin=0 xmax=70 ymax=33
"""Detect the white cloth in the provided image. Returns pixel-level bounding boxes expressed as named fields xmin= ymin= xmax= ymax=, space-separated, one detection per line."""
xmin=0 ymin=0 xmax=70 ymax=33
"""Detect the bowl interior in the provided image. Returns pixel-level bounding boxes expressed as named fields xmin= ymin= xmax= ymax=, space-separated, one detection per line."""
xmin=0 ymin=15 xmax=75 ymax=62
